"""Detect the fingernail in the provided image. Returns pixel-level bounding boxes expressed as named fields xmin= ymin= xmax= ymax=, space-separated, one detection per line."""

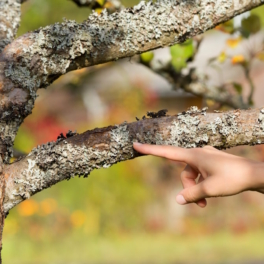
xmin=176 ymin=195 xmax=187 ymax=205
xmin=133 ymin=142 xmax=142 ymax=146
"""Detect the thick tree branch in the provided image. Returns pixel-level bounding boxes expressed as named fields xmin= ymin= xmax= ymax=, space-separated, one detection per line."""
xmin=0 ymin=0 xmax=22 ymax=54
xmin=0 ymin=0 xmax=263 ymax=162
xmin=3 ymin=106 xmax=264 ymax=213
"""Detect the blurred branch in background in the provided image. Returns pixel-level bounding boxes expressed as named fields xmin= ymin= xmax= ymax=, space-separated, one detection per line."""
xmin=137 ymin=54 xmax=248 ymax=110
xmin=137 ymin=13 xmax=264 ymax=110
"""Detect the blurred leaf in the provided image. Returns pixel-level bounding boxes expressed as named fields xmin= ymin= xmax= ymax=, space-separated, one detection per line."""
xmin=233 ymin=83 xmax=243 ymax=94
xmin=71 ymin=210 xmax=86 ymax=228
xmin=104 ymin=2 xmax=114 ymax=8
xmin=95 ymin=8 xmax=103 ymax=14
xmin=171 ymin=57 xmax=187 ymax=72
xmin=241 ymin=14 xmax=261 ymax=38
xmin=17 ymin=200 xmax=39 ymax=217
xmin=140 ymin=52 xmax=154 ymax=64
xmin=226 ymin=37 xmax=242 ymax=49
xmin=205 ymin=99 xmax=215 ymax=107
xmin=251 ymin=6 xmax=264 ymax=27
xmin=218 ymin=52 xmax=227 ymax=63
xmin=39 ymin=199 xmax=57 ymax=216
xmin=170 ymin=40 xmax=194 ymax=72
xmin=215 ymin=20 xmax=234 ymax=34
xmin=96 ymin=0 xmax=105 ymax=6
xmin=231 ymin=54 xmax=246 ymax=65
xmin=180 ymin=39 xmax=194 ymax=58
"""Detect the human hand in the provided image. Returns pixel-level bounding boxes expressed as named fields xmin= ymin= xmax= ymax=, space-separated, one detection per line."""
xmin=133 ymin=143 xmax=264 ymax=208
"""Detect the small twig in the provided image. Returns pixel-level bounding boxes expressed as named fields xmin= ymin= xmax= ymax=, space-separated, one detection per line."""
xmin=244 ymin=66 xmax=255 ymax=105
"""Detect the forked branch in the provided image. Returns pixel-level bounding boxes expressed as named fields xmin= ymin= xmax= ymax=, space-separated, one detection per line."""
xmin=1 ymin=0 xmax=263 ymax=162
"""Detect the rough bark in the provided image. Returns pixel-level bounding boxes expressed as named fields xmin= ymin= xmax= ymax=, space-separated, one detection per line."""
xmin=3 ymin=106 xmax=264 ymax=213
xmin=0 ymin=1 xmax=263 ymax=262
xmin=0 ymin=0 xmax=263 ymax=163
xmin=0 ymin=0 xmax=21 ymax=53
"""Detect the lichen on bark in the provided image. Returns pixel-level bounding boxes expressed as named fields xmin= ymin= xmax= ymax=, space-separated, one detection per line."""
xmin=0 ymin=0 xmax=21 ymax=53
xmin=1 ymin=0 xmax=264 ymax=163
xmin=3 ymin=107 xmax=264 ymax=214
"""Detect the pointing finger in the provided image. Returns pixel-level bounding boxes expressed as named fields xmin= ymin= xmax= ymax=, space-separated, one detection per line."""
xmin=133 ymin=143 xmax=194 ymax=164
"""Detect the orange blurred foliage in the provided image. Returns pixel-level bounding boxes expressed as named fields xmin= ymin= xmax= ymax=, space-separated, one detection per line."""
xmin=231 ymin=54 xmax=246 ymax=64
xmin=17 ymin=199 xmax=39 ymax=217
xmin=226 ymin=37 xmax=242 ymax=49
xmin=70 ymin=210 xmax=86 ymax=228
xmin=39 ymin=198 xmax=58 ymax=216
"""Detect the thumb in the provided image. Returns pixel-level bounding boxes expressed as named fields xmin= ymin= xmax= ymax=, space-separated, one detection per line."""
xmin=176 ymin=182 xmax=207 ymax=207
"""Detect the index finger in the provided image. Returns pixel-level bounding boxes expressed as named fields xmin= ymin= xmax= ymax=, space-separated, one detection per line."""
xmin=133 ymin=142 xmax=194 ymax=164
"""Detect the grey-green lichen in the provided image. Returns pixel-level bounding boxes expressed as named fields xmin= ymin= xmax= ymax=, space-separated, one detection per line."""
xmin=4 ymin=123 xmax=133 ymax=212
xmin=4 ymin=0 xmax=262 ymax=94
xmin=0 ymin=0 xmax=21 ymax=53
xmin=151 ymin=106 xmax=242 ymax=149
xmin=0 ymin=119 xmax=20 ymax=162
xmin=163 ymin=106 xmax=209 ymax=148
xmin=253 ymin=108 xmax=264 ymax=144
xmin=2 ymin=0 xmax=263 ymax=162
xmin=5 ymin=106 xmax=264 ymax=212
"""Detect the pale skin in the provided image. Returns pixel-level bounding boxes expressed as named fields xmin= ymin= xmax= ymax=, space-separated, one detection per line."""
xmin=133 ymin=143 xmax=264 ymax=208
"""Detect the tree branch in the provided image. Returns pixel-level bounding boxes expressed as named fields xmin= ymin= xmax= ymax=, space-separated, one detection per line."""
xmin=0 ymin=0 xmax=22 ymax=54
xmin=0 ymin=0 xmax=263 ymax=162
xmin=139 ymin=58 xmax=248 ymax=109
xmin=3 ymin=106 xmax=264 ymax=213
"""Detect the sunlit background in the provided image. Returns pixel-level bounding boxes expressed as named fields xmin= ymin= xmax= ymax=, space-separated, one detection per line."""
xmin=3 ymin=1 xmax=264 ymax=263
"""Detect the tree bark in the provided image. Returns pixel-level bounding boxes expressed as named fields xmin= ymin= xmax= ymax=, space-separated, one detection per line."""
xmin=1 ymin=1 xmax=264 ymax=261
xmin=0 ymin=0 xmax=21 ymax=53
xmin=3 ymin=106 xmax=264 ymax=214
xmin=1 ymin=0 xmax=263 ymax=162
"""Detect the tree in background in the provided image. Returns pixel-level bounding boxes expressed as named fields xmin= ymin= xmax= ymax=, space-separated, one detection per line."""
xmin=1 ymin=0 xmax=264 ymax=262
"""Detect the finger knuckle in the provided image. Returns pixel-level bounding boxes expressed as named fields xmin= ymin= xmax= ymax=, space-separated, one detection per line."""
xmin=184 ymin=188 xmax=197 ymax=203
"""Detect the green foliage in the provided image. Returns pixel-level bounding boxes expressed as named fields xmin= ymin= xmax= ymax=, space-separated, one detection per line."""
xmin=216 ymin=20 xmax=235 ymax=34
xmin=170 ymin=40 xmax=194 ymax=72
xmin=241 ymin=14 xmax=261 ymax=38
xmin=232 ymin=83 xmax=243 ymax=95
xmin=140 ymin=51 xmax=154 ymax=64
xmin=13 ymin=128 xmax=36 ymax=153
xmin=251 ymin=6 xmax=264 ymax=26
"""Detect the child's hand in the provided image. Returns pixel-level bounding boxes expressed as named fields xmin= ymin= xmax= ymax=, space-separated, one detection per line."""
xmin=133 ymin=143 xmax=264 ymax=207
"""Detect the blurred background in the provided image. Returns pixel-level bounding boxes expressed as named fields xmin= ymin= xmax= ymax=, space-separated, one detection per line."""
xmin=3 ymin=1 xmax=264 ymax=263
